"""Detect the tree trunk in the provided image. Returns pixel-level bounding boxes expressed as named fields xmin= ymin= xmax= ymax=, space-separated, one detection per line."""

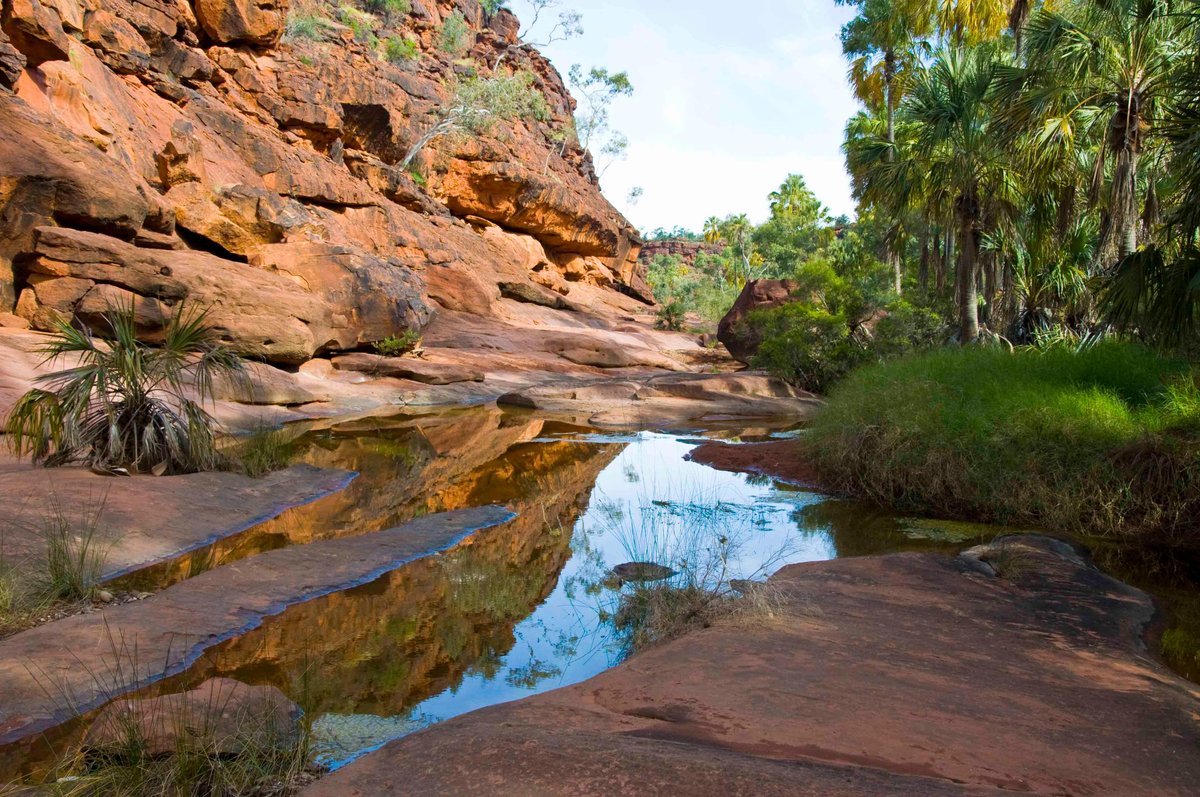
xmin=884 ymin=53 xmax=896 ymax=163
xmin=938 ymin=226 xmax=952 ymax=296
xmin=1113 ymin=145 xmax=1139 ymax=260
xmin=957 ymin=214 xmax=980 ymax=342
xmin=918 ymin=231 xmax=930 ymax=291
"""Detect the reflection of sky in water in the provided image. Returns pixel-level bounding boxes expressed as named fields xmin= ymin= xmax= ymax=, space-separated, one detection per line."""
xmin=313 ymin=432 xmax=834 ymax=770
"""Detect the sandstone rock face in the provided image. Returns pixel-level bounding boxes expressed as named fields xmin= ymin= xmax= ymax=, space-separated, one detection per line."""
xmin=638 ymin=238 xmax=724 ymax=268
xmin=20 ymin=226 xmax=428 ymax=364
xmin=195 ymin=0 xmax=288 ymax=47
xmin=0 ymin=0 xmax=656 ymax=376
xmin=717 ymin=279 xmax=799 ymax=363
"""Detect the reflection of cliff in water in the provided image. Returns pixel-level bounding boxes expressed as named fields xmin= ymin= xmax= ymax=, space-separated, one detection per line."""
xmin=123 ymin=408 xmax=564 ymax=590
xmin=161 ymin=436 xmax=623 ymax=721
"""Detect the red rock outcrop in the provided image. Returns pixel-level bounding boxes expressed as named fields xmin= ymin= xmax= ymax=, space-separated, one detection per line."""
xmin=638 ymin=238 xmax=724 ymax=268
xmin=717 ymin=278 xmax=799 ymax=363
xmin=0 ymin=0 xmax=653 ymax=368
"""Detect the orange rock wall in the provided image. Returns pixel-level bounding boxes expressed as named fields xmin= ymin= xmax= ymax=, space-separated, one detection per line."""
xmin=0 ymin=0 xmax=651 ymax=362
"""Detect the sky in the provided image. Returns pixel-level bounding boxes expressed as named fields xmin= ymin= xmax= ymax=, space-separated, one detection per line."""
xmin=534 ymin=0 xmax=860 ymax=234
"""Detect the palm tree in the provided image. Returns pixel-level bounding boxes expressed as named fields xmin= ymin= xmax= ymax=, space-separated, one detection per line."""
xmin=896 ymin=45 xmax=1022 ymax=340
xmin=768 ymin=174 xmax=826 ymax=223
xmin=702 ymin=216 xmax=723 ymax=244
xmin=840 ymin=0 xmax=932 ymax=160
xmin=993 ymin=0 xmax=1184 ymax=267
xmin=5 ymin=304 xmax=247 ymax=474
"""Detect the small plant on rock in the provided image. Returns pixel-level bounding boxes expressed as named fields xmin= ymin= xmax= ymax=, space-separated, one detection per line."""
xmin=4 ymin=303 xmax=248 ymax=475
xmin=438 ymin=10 xmax=471 ymax=56
xmin=654 ymin=301 xmax=687 ymax=331
xmin=373 ymin=329 xmax=422 ymax=357
xmin=382 ymin=35 xmax=419 ymax=63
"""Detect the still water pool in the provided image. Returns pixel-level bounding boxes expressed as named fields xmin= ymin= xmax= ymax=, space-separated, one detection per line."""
xmin=92 ymin=407 xmax=1200 ymax=772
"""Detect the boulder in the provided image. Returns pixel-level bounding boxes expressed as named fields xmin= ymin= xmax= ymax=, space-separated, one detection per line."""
xmin=0 ymin=97 xmax=151 ymax=309
xmin=1 ymin=0 xmax=70 ymax=67
xmin=0 ymin=30 xmax=25 ymax=89
xmin=81 ymin=10 xmax=150 ymax=75
xmin=166 ymin=183 xmax=307 ymax=256
xmin=249 ymin=242 xmax=431 ymax=347
xmin=498 ymin=280 xmax=568 ymax=310
xmin=155 ymin=120 xmax=209 ymax=187
xmin=85 ymin=678 xmax=302 ymax=757
xmin=717 ymin=279 xmax=799 ymax=363
xmin=194 ymin=0 xmax=288 ymax=47
xmin=21 ymin=227 xmax=428 ymax=365
xmin=331 ymin=353 xmax=484 ymax=385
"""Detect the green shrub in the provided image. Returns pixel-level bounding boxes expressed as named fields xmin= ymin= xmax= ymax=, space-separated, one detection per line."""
xmin=382 ymin=35 xmax=419 ymax=62
xmin=225 ymin=428 xmax=294 ymax=478
xmin=439 ymin=10 xmax=471 ymax=55
xmin=803 ymin=342 xmax=1200 ymax=543
xmin=4 ymin=304 xmax=247 ymax=475
xmin=365 ymin=0 xmax=410 ymax=21
xmin=750 ymin=304 xmax=863 ymax=393
xmin=373 ymin=330 xmax=422 ymax=357
xmin=655 ymin=301 xmax=686 ymax=331
xmin=284 ymin=10 xmax=335 ymax=41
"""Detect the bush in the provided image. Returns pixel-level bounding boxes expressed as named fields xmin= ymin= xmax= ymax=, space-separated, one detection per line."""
xmin=284 ymin=6 xmax=336 ymax=41
xmin=749 ymin=296 xmax=945 ymax=393
xmin=365 ymin=0 xmax=410 ymax=22
xmin=750 ymin=304 xmax=863 ymax=393
xmin=803 ymin=342 xmax=1200 ymax=543
xmin=373 ymin=330 xmax=422 ymax=356
xmin=4 ymin=304 xmax=247 ymax=475
xmin=382 ymin=35 xmax=418 ymax=63
xmin=439 ymin=10 xmax=471 ymax=56
xmin=655 ymin=301 xmax=686 ymax=331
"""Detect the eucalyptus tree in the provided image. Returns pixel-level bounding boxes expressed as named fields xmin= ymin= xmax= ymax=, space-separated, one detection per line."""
xmin=993 ymin=0 xmax=1184 ymax=267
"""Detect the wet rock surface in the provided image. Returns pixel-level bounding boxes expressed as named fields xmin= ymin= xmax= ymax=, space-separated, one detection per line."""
xmin=84 ymin=678 xmax=302 ymax=757
xmin=302 ymin=537 xmax=1200 ymax=796
xmin=0 ymin=505 xmax=516 ymax=748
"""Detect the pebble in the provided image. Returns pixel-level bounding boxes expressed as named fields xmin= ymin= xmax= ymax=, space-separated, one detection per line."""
xmin=95 ymin=590 xmax=115 ymax=604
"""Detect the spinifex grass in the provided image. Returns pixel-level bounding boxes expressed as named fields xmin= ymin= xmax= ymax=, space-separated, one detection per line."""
xmin=579 ymin=479 xmax=804 ymax=654
xmin=0 ymin=492 xmax=110 ymax=637
xmin=804 ymin=342 xmax=1200 ymax=543
xmin=31 ymin=625 xmax=317 ymax=797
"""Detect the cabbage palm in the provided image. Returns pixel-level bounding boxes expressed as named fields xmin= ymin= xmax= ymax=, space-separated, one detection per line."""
xmin=841 ymin=0 xmax=932 ymax=159
xmin=5 ymin=304 xmax=247 ymax=474
xmin=894 ymin=45 xmax=1022 ymax=340
xmin=993 ymin=0 xmax=1184 ymax=266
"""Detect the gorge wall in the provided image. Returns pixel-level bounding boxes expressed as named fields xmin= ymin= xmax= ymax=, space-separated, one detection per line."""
xmin=0 ymin=0 xmax=656 ymax=369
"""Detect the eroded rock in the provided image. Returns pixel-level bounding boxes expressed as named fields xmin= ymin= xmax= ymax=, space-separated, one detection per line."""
xmin=194 ymin=0 xmax=288 ymax=47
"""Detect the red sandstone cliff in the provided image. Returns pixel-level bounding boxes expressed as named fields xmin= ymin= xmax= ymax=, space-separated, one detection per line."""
xmin=0 ymin=0 xmax=657 ymax=369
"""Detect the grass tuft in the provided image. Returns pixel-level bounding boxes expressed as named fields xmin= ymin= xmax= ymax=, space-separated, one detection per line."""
xmin=804 ymin=341 xmax=1200 ymax=543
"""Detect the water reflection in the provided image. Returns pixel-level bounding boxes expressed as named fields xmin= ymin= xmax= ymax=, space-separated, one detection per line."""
xmin=23 ymin=409 xmax=1200 ymax=783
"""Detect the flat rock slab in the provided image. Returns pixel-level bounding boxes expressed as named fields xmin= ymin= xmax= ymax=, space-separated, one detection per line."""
xmin=0 ymin=455 xmax=355 ymax=582
xmin=0 ymin=505 xmax=516 ymax=747
xmin=304 ymin=537 xmax=1200 ymax=796
xmin=498 ymin=371 xmax=822 ymax=428
xmin=687 ymin=439 xmax=821 ymax=486
xmin=331 ymin=353 xmax=485 ymax=385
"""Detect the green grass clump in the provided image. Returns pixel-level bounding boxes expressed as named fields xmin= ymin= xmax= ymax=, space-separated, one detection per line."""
xmin=223 ymin=428 xmax=295 ymax=478
xmin=382 ymin=35 xmax=419 ymax=63
xmin=372 ymin=330 xmax=422 ymax=357
xmin=804 ymin=342 xmax=1200 ymax=543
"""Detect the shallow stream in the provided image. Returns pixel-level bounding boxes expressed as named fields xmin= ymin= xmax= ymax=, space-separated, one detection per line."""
xmin=8 ymin=406 xmax=1199 ymax=779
